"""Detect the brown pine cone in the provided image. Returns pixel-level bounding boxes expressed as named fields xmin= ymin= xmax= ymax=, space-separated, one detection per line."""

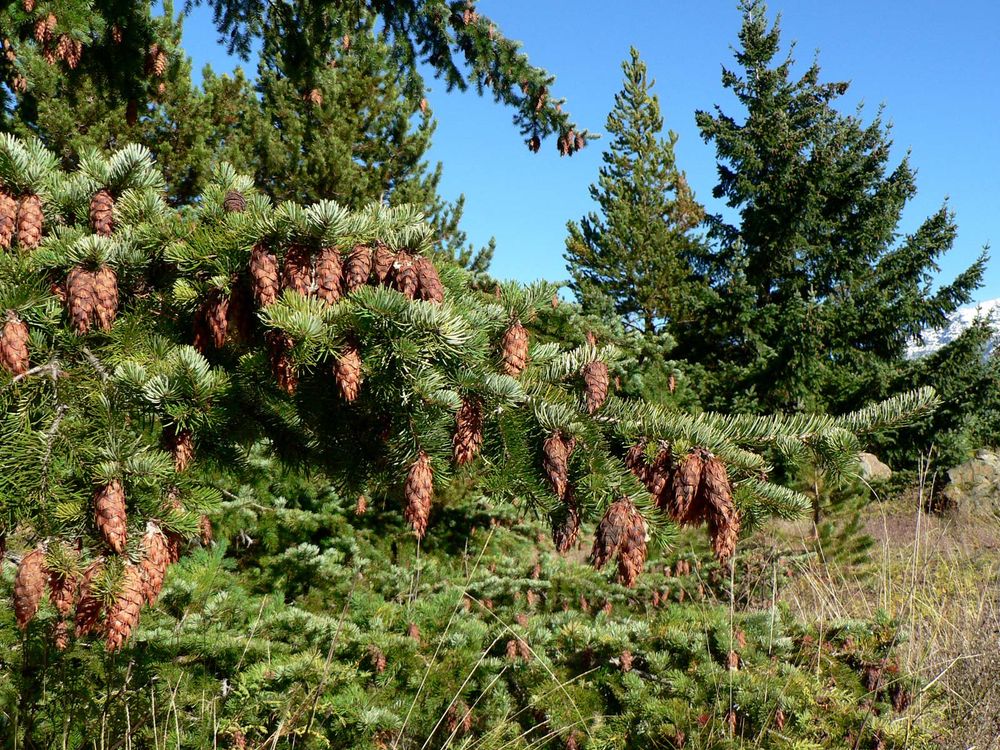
xmin=281 ymin=244 xmax=313 ymax=296
xmin=372 ymin=243 xmax=395 ymax=284
xmin=391 ymin=251 xmax=418 ymax=299
xmin=452 ymin=397 xmax=483 ymax=465
xmin=94 ymin=479 xmax=127 ymax=554
xmin=670 ymin=450 xmax=706 ymax=524
xmin=620 ymin=650 xmax=634 ymax=672
xmin=266 ymin=330 xmax=297 ymax=394
xmin=104 ymin=563 xmax=144 ymax=652
xmin=163 ymin=424 xmax=194 ymax=472
xmin=581 ymin=360 xmax=609 ymax=413
xmin=368 ymin=644 xmax=386 ymax=672
xmin=404 ymin=451 xmax=433 ymax=539
xmin=16 ymin=193 xmax=43 ymax=248
xmin=223 ymin=189 xmax=246 ymax=214
xmin=93 ymin=265 xmax=118 ymax=331
xmin=89 ymin=189 xmax=114 ymax=235
xmin=250 ymin=243 xmax=280 ymax=307
xmin=500 ymin=320 xmax=529 ymax=376
xmin=314 ymin=246 xmax=343 ymax=304
xmin=199 ymin=515 xmax=213 ymax=546
xmin=0 ymin=189 xmax=17 ymax=249
xmin=196 ymin=289 xmax=230 ymax=350
xmin=354 ymin=495 xmax=368 ymax=515
xmin=48 ymin=567 xmax=78 ymax=617
xmin=407 ymin=621 xmax=421 ymax=643
xmin=0 ymin=311 xmax=30 ymax=375
xmin=333 ymin=340 xmax=362 ymax=401
xmin=147 ymin=44 xmax=167 ymax=77
xmin=414 ymin=255 xmax=444 ymax=303
xmin=66 ymin=265 xmax=97 ymax=334
xmin=624 ymin=441 xmax=650 ymax=487
xmin=14 ymin=548 xmax=46 ymax=629
xmin=140 ymin=523 xmax=171 ymax=604
xmin=590 ymin=498 xmax=632 ymax=571
xmin=551 ymin=489 xmax=580 ymax=553
xmin=74 ymin=560 xmax=105 ymax=637
xmin=542 ymin=431 xmax=572 ymax=500
xmin=616 ymin=502 xmax=647 ymax=587
xmin=343 ymin=244 xmax=373 ymax=292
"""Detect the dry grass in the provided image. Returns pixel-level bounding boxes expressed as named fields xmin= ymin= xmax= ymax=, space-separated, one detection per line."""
xmin=761 ymin=478 xmax=1000 ymax=750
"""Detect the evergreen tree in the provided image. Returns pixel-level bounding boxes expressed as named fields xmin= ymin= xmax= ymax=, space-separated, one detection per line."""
xmin=565 ymin=48 xmax=707 ymax=339
xmin=682 ymin=0 xmax=987 ymax=416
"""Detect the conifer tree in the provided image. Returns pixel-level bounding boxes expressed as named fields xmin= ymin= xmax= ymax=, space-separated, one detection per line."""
xmin=565 ymin=48 xmax=707 ymax=339
xmin=682 ymin=0 xmax=987 ymax=416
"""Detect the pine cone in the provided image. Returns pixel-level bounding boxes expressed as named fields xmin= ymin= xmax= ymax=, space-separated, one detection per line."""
xmin=355 ymin=495 xmax=368 ymax=515
xmin=616 ymin=502 xmax=647 ymax=587
xmin=195 ymin=289 xmax=229 ymax=351
xmin=94 ymin=479 xmax=127 ymax=554
xmin=343 ymin=244 xmax=373 ymax=292
xmin=542 ymin=431 xmax=572 ymax=500
xmin=0 ymin=311 xmax=29 ymax=375
xmin=452 ymin=397 xmax=483 ymax=465
xmin=163 ymin=424 xmax=194 ymax=472
xmin=66 ymin=266 xmax=97 ymax=333
xmin=104 ymin=563 xmax=144 ymax=652
xmin=391 ymin=251 xmax=418 ymax=299
xmin=372 ymin=243 xmax=395 ymax=284
xmin=620 ymin=650 xmax=634 ymax=672
xmin=500 ymin=320 xmax=529 ymax=376
xmin=647 ymin=444 xmax=673 ymax=505
xmin=407 ymin=622 xmax=421 ymax=643
xmin=404 ymin=451 xmax=433 ymax=539
xmin=250 ymin=243 xmax=280 ymax=307
xmin=89 ymin=189 xmax=114 ymax=235
xmin=314 ymin=246 xmax=343 ymax=304
xmin=581 ymin=360 xmax=609 ymax=413
xmin=368 ymin=644 xmax=386 ymax=672
xmin=282 ymin=244 xmax=313 ymax=296
xmin=266 ymin=330 xmax=297 ymax=394
xmin=48 ymin=567 xmax=77 ymax=617
xmin=14 ymin=548 xmax=46 ymax=629
xmin=414 ymin=255 xmax=444 ymax=303
xmin=551 ymin=489 xmax=580 ymax=553
xmin=16 ymin=193 xmax=43 ymax=248
xmin=93 ymin=265 xmax=118 ymax=331
xmin=670 ymin=450 xmax=706 ymax=523
xmin=445 ymin=700 xmax=472 ymax=736
xmin=200 ymin=515 xmax=213 ymax=546
xmin=147 ymin=44 xmax=167 ymax=77
xmin=223 ymin=189 xmax=246 ymax=214
xmin=590 ymin=497 xmax=632 ymax=571
xmin=140 ymin=523 xmax=171 ymax=604
xmin=0 ymin=189 xmax=17 ymax=249
xmin=333 ymin=340 xmax=362 ymax=401
xmin=74 ymin=560 xmax=105 ymax=637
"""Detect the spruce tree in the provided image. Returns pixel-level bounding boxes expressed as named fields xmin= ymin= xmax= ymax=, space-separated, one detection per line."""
xmin=565 ymin=48 xmax=707 ymax=339
xmin=682 ymin=0 xmax=987 ymax=416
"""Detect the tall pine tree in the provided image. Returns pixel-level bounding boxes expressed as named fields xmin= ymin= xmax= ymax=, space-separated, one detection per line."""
xmin=681 ymin=0 xmax=987 ymax=416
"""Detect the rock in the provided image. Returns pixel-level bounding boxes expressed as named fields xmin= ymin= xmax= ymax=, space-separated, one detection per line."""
xmin=943 ymin=450 xmax=1000 ymax=515
xmin=858 ymin=452 xmax=892 ymax=482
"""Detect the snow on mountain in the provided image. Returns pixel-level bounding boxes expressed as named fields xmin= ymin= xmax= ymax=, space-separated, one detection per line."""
xmin=906 ymin=298 xmax=1000 ymax=359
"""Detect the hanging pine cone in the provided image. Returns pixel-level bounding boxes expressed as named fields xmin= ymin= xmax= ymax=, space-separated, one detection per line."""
xmin=195 ymin=289 xmax=230 ymax=351
xmin=48 ymin=567 xmax=78 ymax=648
xmin=104 ymin=563 xmax=144 ymax=652
xmin=163 ymin=424 xmax=194 ymax=472
xmin=391 ymin=250 xmax=418 ymax=299
xmin=250 ymin=243 xmax=280 ymax=307
xmin=591 ymin=497 xmax=647 ymax=586
xmin=670 ymin=450 xmax=706 ymax=523
xmin=93 ymin=265 xmax=118 ymax=331
xmin=94 ymin=479 xmax=127 ymax=554
xmin=223 ymin=189 xmax=246 ymax=213
xmin=0 ymin=189 xmax=17 ymax=249
xmin=333 ymin=340 xmax=362 ymax=401
xmin=0 ymin=310 xmax=29 ymax=375
xmin=624 ymin=441 xmax=650 ymax=486
xmin=14 ymin=548 xmax=46 ymax=629
xmin=343 ymin=244 xmax=373 ymax=292
xmin=445 ymin=700 xmax=473 ymax=736
xmin=542 ymin=431 xmax=573 ymax=500
xmin=74 ymin=560 xmax=104 ymax=637
xmin=581 ymin=360 xmax=609 ymax=414
xmin=372 ymin=243 xmax=394 ymax=284
xmin=146 ymin=44 xmax=167 ymax=77
xmin=266 ymin=330 xmax=297 ymax=394
xmin=414 ymin=255 xmax=444 ymax=303
xmin=140 ymin=523 xmax=170 ymax=604
xmin=551 ymin=488 xmax=580 ymax=553
xmin=314 ymin=245 xmax=343 ymax=304
xmin=702 ymin=455 xmax=740 ymax=563
xmin=281 ymin=244 xmax=313 ymax=296
xmin=620 ymin=650 xmax=634 ymax=672
xmin=616 ymin=502 xmax=647 ymax=587
xmin=89 ymin=189 xmax=114 ymax=235
xmin=404 ymin=451 xmax=433 ymax=539
xmin=368 ymin=644 xmax=386 ymax=673
xmin=355 ymin=495 xmax=368 ymax=516
xmin=452 ymin=397 xmax=483 ymax=465
xmin=16 ymin=193 xmax=43 ymax=248
xmin=500 ymin=320 xmax=529 ymax=376
xmin=647 ymin=444 xmax=673 ymax=506
xmin=200 ymin=515 xmax=213 ymax=546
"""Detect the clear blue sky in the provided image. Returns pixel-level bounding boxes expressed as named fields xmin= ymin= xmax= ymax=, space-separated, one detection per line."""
xmin=177 ymin=0 xmax=999 ymax=302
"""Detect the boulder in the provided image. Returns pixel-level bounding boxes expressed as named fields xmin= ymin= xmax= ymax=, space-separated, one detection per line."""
xmin=858 ymin=452 xmax=892 ymax=481
xmin=943 ymin=450 xmax=1000 ymax=515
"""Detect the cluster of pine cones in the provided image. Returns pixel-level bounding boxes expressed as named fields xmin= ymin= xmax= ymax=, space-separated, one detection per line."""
xmin=0 ymin=186 xmax=43 ymax=250
xmin=625 ymin=442 xmax=741 ymax=563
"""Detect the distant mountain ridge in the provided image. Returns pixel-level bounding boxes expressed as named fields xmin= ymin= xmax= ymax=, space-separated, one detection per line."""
xmin=906 ymin=298 xmax=1000 ymax=359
